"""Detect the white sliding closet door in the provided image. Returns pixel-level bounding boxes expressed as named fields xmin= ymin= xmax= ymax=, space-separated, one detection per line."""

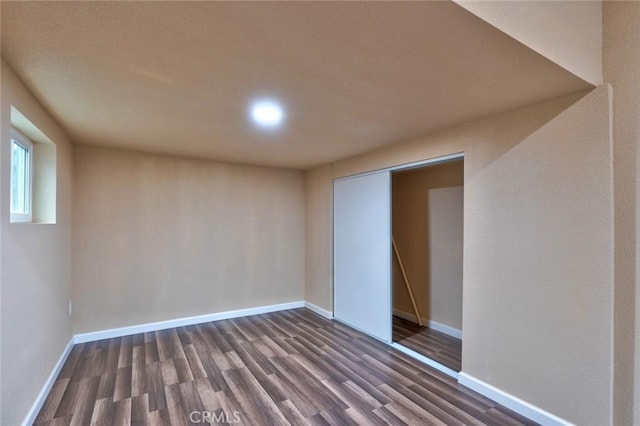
xmin=333 ymin=171 xmax=391 ymax=343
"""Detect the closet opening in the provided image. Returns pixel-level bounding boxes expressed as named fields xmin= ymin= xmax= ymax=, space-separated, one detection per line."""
xmin=391 ymin=157 xmax=463 ymax=375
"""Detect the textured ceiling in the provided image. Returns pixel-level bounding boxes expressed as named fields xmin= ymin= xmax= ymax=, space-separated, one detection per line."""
xmin=1 ymin=1 xmax=591 ymax=169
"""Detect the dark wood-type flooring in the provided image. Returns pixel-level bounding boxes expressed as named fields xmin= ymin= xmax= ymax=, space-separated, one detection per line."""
xmin=35 ymin=308 xmax=535 ymax=425
xmin=392 ymin=316 xmax=462 ymax=372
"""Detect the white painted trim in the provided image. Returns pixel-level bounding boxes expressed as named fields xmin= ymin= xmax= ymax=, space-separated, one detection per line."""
xmin=391 ymin=343 xmax=458 ymax=379
xmin=73 ymin=301 xmax=304 ymax=344
xmin=22 ymin=304 xmax=569 ymax=426
xmin=334 ymin=152 xmax=464 ymax=180
xmin=303 ymin=301 xmax=334 ymax=319
xmin=457 ymin=372 xmax=573 ymax=426
xmin=24 ymin=301 xmax=324 ymax=423
xmin=22 ymin=337 xmax=74 ymax=426
xmin=10 ymin=127 xmax=34 ymax=224
xmin=388 ymin=151 xmax=464 ymax=172
xmin=392 ymin=308 xmax=462 ymax=339
xmin=428 ymin=320 xmax=462 ymax=340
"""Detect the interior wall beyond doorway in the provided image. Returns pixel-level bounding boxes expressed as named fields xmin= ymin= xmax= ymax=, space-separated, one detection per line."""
xmin=392 ymin=160 xmax=464 ymax=332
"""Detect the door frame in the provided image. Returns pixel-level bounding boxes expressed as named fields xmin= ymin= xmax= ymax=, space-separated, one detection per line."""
xmin=332 ymin=151 xmax=465 ymax=378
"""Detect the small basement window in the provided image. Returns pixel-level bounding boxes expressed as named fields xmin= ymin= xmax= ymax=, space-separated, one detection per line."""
xmin=10 ymin=128 xmax=33 ymax=223
xmin=10 ymin=106 xmax=57 ymax=224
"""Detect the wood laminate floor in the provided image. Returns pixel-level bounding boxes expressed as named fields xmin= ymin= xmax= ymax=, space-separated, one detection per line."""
xmin=392 ymin=316 xmax=462 ymax=372
xmin=35 ymin=308 xmax=535 ymax=425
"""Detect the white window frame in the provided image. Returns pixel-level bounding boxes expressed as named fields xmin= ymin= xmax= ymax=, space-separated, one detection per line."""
xmin=10 ymin=128 xmax=34 ymax=223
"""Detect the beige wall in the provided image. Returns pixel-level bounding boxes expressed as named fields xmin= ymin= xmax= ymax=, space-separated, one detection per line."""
xmin=0 ymin=61 xmax=74 ymax=425
xmin=391 ymin=161 xmax=464 ymax=330
xmin=464 ymin=86 xmax=612 ymax=426
xmin=305 ymin=87 xmax=614 ymax=425
xmin=455 ymin=0 xmax=602 ymax=85
xmin=305 ymin=164 xmax=333 ymax=310
xmin=603 ymin=2 xmax=640 ymax=425
xmin=72 ymin=145 xmax=305 ymax=333
xmin=32 ymin=142 xmax=57 ymax=224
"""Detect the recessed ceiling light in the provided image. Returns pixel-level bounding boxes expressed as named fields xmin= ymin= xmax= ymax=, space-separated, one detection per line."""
xmin=250 ymin=100 xmax=284 ymax=128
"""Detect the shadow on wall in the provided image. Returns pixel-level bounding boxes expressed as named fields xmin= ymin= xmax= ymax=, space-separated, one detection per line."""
xmin=331 ymin=89 xmax=591 ymax=181
xmin=462 ymin=85 xmax=612 ymax=425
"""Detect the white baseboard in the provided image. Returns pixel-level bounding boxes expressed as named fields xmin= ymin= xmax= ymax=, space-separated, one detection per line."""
xmin=391 ymin=342 xmax=458 ymax=379
xmin=74 ymin=301 xmax=305 ymax=344
xmin=25 ymin=304 xmax=568 ymax=426
xmin=428 ymin=320 xmax=462 ymax=340
xmin=303 ymin=301 xmax=334 ymax=319
xmin=457 ymin=372 xmax=572 ymax=426
xmin=26 ymin=301 xmax=309 ymax=423
xmin=392 ymin=308 xmax=462 ymax=339
xmin=22 ymin=337 xmax=74 ymax=426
